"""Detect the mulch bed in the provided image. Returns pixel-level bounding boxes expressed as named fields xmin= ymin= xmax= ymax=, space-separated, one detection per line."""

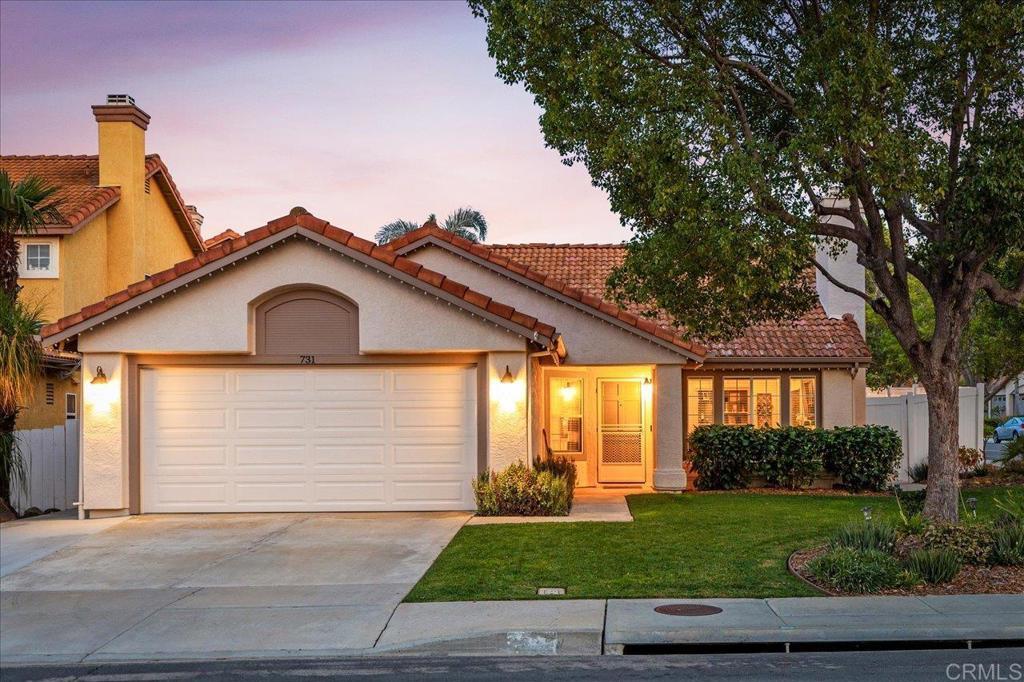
xmin=789 ymin=545 xmax=1024 ymax=596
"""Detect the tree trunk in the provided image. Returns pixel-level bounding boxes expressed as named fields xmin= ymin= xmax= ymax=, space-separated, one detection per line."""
xmin=0 ymin=230 xmax=20 ymax=298
xmin=920 ymin=370 xmax=961 ymax=522
xmin=0 ymin=408 xmax=17 ymax=505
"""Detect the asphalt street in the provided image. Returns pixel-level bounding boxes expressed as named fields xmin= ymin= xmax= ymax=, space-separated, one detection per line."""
xmin=3 ymin=649 xmax=1024 ymax=682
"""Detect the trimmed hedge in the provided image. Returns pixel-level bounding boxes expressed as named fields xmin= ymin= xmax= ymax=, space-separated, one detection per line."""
xmin=689 ymin=424 xmax=901 ymax=491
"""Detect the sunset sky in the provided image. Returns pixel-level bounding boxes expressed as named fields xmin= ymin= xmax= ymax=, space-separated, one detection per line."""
xmin=0 ymin=0 xmax=625 ymax=243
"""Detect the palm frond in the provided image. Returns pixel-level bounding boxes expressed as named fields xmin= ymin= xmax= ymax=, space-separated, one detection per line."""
xmin=0 ymin=172 xmax=63 ymax=235
xmin=0 ymin=293 xmax=43 ymax=413
xmin=443 ymin=207 xmax=487 ymax=242
xmin=1 ymin=430 xmax=28 ymax=497
xmin=374 ymin=219 xmax=421 ymax=245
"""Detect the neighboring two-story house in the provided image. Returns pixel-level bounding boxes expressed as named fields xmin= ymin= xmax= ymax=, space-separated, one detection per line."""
xmin=2 ymin=95 xmax=205 ymax=429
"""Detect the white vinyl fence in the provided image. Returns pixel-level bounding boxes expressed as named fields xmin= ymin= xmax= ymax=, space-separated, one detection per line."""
xmin=866 ymin=384 xmax=985 ymax=481
xmin=9 ymin=421 xmax=79 ymax=514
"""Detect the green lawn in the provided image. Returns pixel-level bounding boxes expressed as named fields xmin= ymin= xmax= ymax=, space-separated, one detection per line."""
xmin=406 ymin=487 xmax=1020 ymax=602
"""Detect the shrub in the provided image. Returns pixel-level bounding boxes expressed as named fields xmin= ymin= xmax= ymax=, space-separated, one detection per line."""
xmin=1000 ymin=437 xmax=1024 ymax=464
xmin=908 ymin=461 xmax=929 ymax=483
xmin=922 ymin=523 xmax=994 ymax=565
xmin=472 ymin=458 xmax=576 ymax=516
xmin=957 ymin=447 xmax=985 ymax=476
xmin=904 ymin=548 xmax=961 ymax=584
xmin=822 ymin=426 xmax=902 ymax=491
xmin=809 ymin=547 xmax=916 ymax=593
xmin=759 ymin=427 xmax=826 ymax=488
xmin=688 ymin=424 xmax=900 ymax=491
xmin=688 ymin=425 xmax=761 ymax=490
xmin=991 ymin=522 xmax=1024 ymax=566
xmin=828 ymin=521 xmax=898 ymax=553
xmin=994 ymin=490 xmax=1024 ymax=524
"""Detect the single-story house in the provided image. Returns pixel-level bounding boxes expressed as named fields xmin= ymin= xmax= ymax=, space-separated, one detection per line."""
xmin=40 ymin=208 xmax=870 ymax=516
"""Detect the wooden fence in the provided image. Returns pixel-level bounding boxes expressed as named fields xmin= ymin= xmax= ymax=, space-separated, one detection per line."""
xmin=9 ymin=421 xmax=79 ymax=514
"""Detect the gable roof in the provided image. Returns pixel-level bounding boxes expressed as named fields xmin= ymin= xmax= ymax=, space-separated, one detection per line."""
xmin=0 ymin=154 xmax=204 ymax=253
xmin=491 ymin=244 xmax=869 ymax=361
xmin=385 ymin=226 xmax=707 ymax=361
xmin=40 ymin=210 xmax=562 ymax=353
xmin=387 ymin=227 xmax=869 ymax=363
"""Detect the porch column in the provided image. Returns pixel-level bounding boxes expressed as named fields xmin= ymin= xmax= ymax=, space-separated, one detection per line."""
xmin=653 ymin=364 xmax=686 ymax=490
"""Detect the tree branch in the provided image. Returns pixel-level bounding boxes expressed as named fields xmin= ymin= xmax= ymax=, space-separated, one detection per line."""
xmin=810 ymin=257 xmax=873 ymax=303
xmin=979 ymin=270 xmax=1024 ymax=307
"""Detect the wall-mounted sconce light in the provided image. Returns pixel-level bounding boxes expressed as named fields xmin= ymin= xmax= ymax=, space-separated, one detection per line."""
xmin=500 ymin=365 xmax=515 ymax=384
xmin=642 ymin=376 xmax=653 ymax=401
xmin=91 ymin=366 xmax=108 ymax=384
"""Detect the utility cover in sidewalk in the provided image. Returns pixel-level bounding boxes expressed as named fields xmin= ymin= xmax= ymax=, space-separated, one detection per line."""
xmin=537 ymin=587 xmax=566 ymax=595
xmin=654 ymin=604 xmax=723 ymax=616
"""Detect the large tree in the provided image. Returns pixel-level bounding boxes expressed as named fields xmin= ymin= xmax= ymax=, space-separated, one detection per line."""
xmin=471 ymin=0 xmax=1024 ymax=520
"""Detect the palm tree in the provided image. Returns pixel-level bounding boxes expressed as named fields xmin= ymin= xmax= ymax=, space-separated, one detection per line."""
xmin=375 ymin=207 xmax=488 ymax=245
xmin=0 ymin=294 xmax=43 ymax=504
xmin=1 ymin=171 xmax=62 ymax=297
xmin=0 ymin=171 xmax=61 ymax=509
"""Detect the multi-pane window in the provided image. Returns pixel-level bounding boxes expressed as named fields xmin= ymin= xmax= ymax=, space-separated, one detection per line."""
xmin=723 ymin=378 xmax=781 ymax=428
xmin=687 ymin=377 xmax=714 ymax=433
xmin=26 ymin=244 xmax=51 ymax=271
xmin=790 ymin=376 xmax=817 ymax=428
xmin=549 ymin=377 xmax=583 ymax=454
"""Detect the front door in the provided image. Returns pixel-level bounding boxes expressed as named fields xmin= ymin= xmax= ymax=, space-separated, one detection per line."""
xmin=597 ymin=378 xmax=645 ymax=483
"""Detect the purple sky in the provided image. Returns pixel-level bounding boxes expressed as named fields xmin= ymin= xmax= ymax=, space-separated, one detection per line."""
xmin=0 ymin=0 xmax=625 ymax=243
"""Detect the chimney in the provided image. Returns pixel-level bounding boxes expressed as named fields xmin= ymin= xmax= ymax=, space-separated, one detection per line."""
xmin=815 ymin=198 xmax=866 ymax=335
xmin=185 ymin=205 xmax=204 ymax=230
xmin=93 ymin=94 xmax=150 ymax=292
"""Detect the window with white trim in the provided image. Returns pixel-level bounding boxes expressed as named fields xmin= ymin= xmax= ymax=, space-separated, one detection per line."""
xmin=723 ymin=377 xmax=781 ymax=428
xmin=18 ymin=240 xmax=59 ymax=278
xmin=686 ymin=377 xmax=714 ymax=433
xmin=65 ymin=393 xmax=78 ymax=420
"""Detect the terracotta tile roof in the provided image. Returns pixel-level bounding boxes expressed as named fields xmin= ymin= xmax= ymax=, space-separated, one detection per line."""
xmin=489 ymin=243 xmax=869 ymax=360
xmin=0 ymin=155 xmax=119 ymax=229
xmin=40 ymin=211 xmax=560 ymax=349
xmin=204 ymin=229 xmax=241 ymax=248
xmin=0 ymin=154 xmax=203 ymax=253
xmin=385 ymin=226 xmax=706 ymax=358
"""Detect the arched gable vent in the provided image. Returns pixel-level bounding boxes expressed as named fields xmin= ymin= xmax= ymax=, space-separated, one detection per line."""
xmin=254 ymin=288 xmax=358 ymax=356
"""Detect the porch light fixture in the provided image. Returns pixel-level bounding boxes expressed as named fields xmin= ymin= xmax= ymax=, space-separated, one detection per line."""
xmin=642 ymin=377 xmax=653 ymax=401
xmin=91 ymin=366 xmax=108 ymax=384
xmin=560 ymin=381 xmax=577 ymax=402
xmin=500 ymin=365 xmax=515 ymax=384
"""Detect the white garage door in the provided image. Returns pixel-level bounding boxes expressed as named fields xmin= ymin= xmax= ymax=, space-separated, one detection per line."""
xmin=141 ymin=366 xmax=477 ymax=512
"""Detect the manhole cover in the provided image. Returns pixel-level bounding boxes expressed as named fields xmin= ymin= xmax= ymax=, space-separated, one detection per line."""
xmin=654 ymin=604 xmax=723 ymax=617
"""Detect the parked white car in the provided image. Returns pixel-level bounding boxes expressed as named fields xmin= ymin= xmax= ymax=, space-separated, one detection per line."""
xmin=993 ymin=416 xmax=1024 ymax=442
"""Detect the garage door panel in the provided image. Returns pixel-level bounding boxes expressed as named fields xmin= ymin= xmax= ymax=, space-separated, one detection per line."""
xmin=142 ymin=366 xmax=477 ymax=512
xmin=312 ymin=443 xmax=387 ymax=466
xmin=151 ymin=445 xmax=228 ymax=468
xmin=235 ymin=371 xmax=307 ymax=393
xmin=313 ymin=407 xmax=385 ymax=429
xmin=235 ymin=407 xmax=306 ymax=430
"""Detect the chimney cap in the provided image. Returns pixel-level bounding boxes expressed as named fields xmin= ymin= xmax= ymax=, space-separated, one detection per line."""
xmin=93 ymin=94 xmax=150 ymax=130
xmin=106 ymin=94 xmax=136 ymax=106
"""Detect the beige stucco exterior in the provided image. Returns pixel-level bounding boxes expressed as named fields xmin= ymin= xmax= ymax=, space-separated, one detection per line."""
xmin=78 ymin=240 xmax=525 ymax=355
xmin=821 ymin=368 xmax=860 ymax=428
xmin=80 ymin=355 xmax=130 ymax=511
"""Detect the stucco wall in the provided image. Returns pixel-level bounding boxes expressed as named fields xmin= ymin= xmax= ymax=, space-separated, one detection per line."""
xmin=487 ymin=351 xmax=529 ymax=470
xmin=81 ymin=354 xmax=129 ymax=511
xmin=821 ymin=369 xmax=857 ymax=428
xmin=408 ymin=246 xmax=693 ymax=365
xmin=16 ymin=374 xmax=79 ymax=430
xmin=653 ymin=364 xmax=685 ymax=489
xmin=79 ymin=239 xmax=525 ymax=355
xmin=16 ymin=236 xmax=63 ymax=323
xmin=145 ymin=187 xmax=194 ymax=275
xmin=62 ymin=213 xmax=110 ymax=317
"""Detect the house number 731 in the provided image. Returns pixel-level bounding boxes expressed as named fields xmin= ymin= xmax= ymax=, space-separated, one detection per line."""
xmin=299 ymin=355 xmax=316 ymax=365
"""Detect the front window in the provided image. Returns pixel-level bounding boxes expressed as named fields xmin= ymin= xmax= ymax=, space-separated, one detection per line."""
xmin=687 ymin=377 xmax=714 ymax=433
xmin=789 ymin=376 xmax=817 ymax=428
xmin=26 ymin=243 xmax=51 ymax=271
xmin=724 ymin=377 xmax=781 ymax=428
xmin=548 ymin=376 xmax=583 ymax=454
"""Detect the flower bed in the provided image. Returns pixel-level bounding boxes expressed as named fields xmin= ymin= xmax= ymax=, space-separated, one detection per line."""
xmin=472 ymin=456 xmax=576 ymax=516
xmin=791 ymin=488 xmax=1024 ymax=595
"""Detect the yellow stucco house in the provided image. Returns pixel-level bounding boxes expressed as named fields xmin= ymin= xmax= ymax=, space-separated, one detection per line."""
xmin=2 ymin=95 xmax=205 ymax=430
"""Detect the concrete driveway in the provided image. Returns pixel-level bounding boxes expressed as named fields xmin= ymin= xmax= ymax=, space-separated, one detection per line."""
xmin=0 ymin=511 xmax=468 ymax=663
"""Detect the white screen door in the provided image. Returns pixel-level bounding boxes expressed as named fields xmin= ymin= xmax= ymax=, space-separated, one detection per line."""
xmin=597 ymin=378 xmax=645 ymax=483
